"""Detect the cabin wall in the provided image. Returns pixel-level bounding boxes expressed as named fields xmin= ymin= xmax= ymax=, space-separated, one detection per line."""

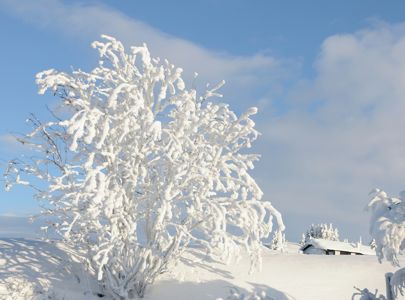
xmin=303 ymin=247 xmax=363 ymax=256
xmin=303 ymin=246 xmax=326 ymax=255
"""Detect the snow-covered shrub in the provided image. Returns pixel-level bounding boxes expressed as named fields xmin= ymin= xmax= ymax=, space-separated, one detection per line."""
xmin=269 ymin=229 xmax=285 ymax=251
xmin=367 ymin=189 xmax=405 ymax=265
xmin=4 ymin=35 xmax=284 ymax=299
xmin=300 ymin=223 xmax=339 ymax=245
xmin=367 ymin=189 xmax=405 ymax=299
xmin=369 ymin=239 xmax=376 ymax=250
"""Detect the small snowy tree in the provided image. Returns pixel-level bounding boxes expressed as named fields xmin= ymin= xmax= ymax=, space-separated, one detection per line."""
xmin=269 ymin=229 xmax=285 ymax=251
xmin=4 ymin=35 xmax=284 ymax=299
xmin=300 ymin=223 xmax=339 ymax=245
xmin=369 ymin=239 xmax=376 ymax=250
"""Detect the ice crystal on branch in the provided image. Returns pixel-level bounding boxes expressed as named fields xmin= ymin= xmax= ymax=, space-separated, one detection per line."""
xmin=4 ymin=35 xmax=284 ymax=299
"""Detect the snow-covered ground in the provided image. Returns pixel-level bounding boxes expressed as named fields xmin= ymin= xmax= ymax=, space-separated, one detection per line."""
xmin=152 ymin=246 xmax=402 ymax=300
xmin=0 ymin=234 xmax=403 ymax=300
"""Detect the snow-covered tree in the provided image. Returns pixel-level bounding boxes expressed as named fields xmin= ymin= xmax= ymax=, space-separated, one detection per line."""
xmin=369 ymin=239 xmax=376 ymax=250
xmin=269 ymin=229 xmax=285 ymax=251
xmin=300 ymin=223 xmax=340 ymax=245
xmin=367 ymin=189 xmax=405 ymax=265
xmin=4 ymin=35 xmax=284 ymax=299
xmin=367 ymin=189 xmax=405 ymax=299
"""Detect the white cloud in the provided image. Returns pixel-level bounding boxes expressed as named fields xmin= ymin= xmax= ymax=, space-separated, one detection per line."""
xmin=0 ymin=0 xmax=288 ymax=110
xmin=0 ymin=212 xmax=18 ymax=217
xmin=256 ymin=22 xmax=405 ymax=240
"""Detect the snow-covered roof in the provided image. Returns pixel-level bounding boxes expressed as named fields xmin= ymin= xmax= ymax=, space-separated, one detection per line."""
xmin=301 ymin=238 xmax=375 ymax=255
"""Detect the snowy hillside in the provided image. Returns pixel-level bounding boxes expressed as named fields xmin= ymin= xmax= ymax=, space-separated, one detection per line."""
xmin=146 ymin=245 xmax=403 ymax=300
xmin=0 ymin=237 xmax=403 ymax=300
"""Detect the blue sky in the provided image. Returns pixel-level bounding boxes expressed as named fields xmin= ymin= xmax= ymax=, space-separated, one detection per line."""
xmin=1 ymin=0 xmax=405 ymax=242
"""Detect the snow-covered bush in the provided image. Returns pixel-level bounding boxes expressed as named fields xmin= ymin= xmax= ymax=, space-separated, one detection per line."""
xmin=367 ymin=189 xmax=405 ymax=265
xmin=369 ymin=239 xmax=376 ymax=250
xmin=4 ymin=35 xmax=284 ymax=299
xmin=269 ymin=229 xmax=285 ymax=251
xmin=367 ymin=189 xmax=405 ymax=299
xmin=300 ymin=223 xmax=339 ymax=245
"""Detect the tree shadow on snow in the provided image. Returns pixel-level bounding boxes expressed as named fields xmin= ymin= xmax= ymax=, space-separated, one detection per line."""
xmin=180 ymin=248 xmax=235 ymax=280
xmin=149 ymin=279 xmax=295 ymax=300
xmin=248 ymin=282 xmax=297 ymax=300
xmin=0 ymin=238 xmax=98 ymax=297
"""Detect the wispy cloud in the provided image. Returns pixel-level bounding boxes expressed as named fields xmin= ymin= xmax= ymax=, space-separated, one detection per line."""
xmin=0 ymin=0 xmax=290 ymax=109
xmin=0 ymin=212 xmax=18 ymax=217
